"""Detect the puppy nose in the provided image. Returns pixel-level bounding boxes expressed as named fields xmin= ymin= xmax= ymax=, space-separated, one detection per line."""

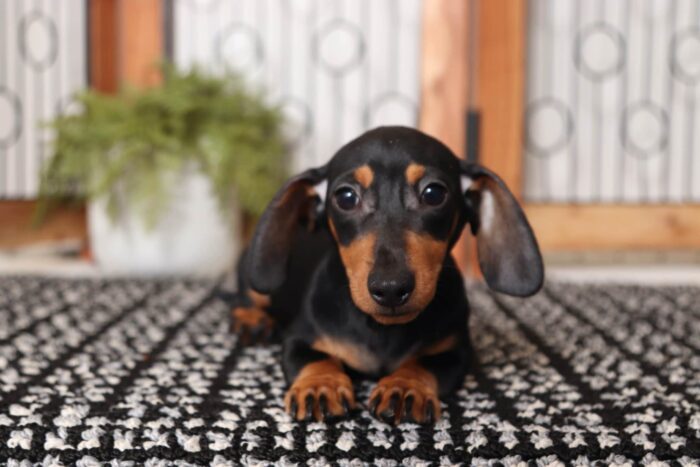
xmin=368 ymin=273 xmax=415 ymax=308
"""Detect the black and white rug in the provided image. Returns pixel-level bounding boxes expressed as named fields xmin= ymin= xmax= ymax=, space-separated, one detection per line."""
xmin=1 ymin=276 xmax=699 ymax=465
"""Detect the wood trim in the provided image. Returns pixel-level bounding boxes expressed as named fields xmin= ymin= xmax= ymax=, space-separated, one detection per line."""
xmin=419 ymin=0 xmax=470 ymax=270
xmin=476 ymin=0 xmax=527 ymax=197
xmin=462 ymin=0 xmax=528 ymax=276
xmin=90 ymin=0 xmax=164 ymax=90
xmin=527 ymin=204 xmax=700 ymax=250
xmin=89 ymin=0 xmax=119 ymax=93
xmin=419 ymin=0 xmax=469 ymax=156
xmin=118 ymin=0 xmax=164 ymax=87
xmin=0 ymin=201 xmax=87 ymax=250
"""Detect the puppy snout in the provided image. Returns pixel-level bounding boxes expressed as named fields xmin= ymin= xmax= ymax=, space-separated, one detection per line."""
xmin=368 ymin=271 xmax=415 ymax=308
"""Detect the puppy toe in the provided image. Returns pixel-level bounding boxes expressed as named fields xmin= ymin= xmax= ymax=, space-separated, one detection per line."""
xmin=231 ymin=307 xmax=275 ymax=345
xmin=369 ymin=374 xmax=441 ymax=425
xmin=303 ymin=393 xmax=315 ymax=421
xmin=378 ymin=392 xmax=401 ymax=424
xmin=400 ymin=394 xmax=415 ymax=423
xmin=285 ymin=364 xmax=355 ymax=422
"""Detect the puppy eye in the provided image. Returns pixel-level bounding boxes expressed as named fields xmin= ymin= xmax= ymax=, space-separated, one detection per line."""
xmin=334 ymin=187 xmax=360 ymax=210
xmin=420 ymin=183 xmax=447 ymax=206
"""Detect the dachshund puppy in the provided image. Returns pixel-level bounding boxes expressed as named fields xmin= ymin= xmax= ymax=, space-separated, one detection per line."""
xmin=229 ymin=126 xmax=543 ymax=425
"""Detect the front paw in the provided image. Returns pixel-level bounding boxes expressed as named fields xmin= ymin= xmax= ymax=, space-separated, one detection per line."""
xmin=369 ymin=374 xmax=440 ymax=425
xmin=284 ymin=363 xmax=355 ymax=422
xmin=230 ymin=307 xmax=274 ymax=345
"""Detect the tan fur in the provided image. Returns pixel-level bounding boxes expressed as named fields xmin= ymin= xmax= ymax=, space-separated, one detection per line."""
xmin=328 ymin=217 xmax=339 ymax=241
xmin=231 ymin=306 xmax=274 ymax=344
xmin=369 ymin=358 xmax=440 ymax=423
xmin=230 ymin=291 xmax=273 ymax=344
xmin=313 ymin=336 xmax=381 ymax=373
xmin=404 ymin=231 xmax=449 ymax=313
xmin=338 ymin=229 xmax=449 ymax=324
xmin=354 ymin=164 xmax=374 ymax=188
xmin=248 ymin=290 xmax=271 ymax=308
xmin=405 ymin=163 xmax=426 ymax=185
xmin=421 ymin=335 xmax=457 ymax=356
xmin=337 ymin=232 xmax=378 ymax=315
xmin=284 ymin=358 xmax=355 ymax=421
xmin=231 ymin=307 xmax=270 ymax=327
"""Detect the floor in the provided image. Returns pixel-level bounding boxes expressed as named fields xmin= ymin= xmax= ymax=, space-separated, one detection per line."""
xmin=543 ymin=264 xmax=700 ymax=285
xmin=0 ymin=256 xmax=98 ymax=277
xmin=3 ymin=276 xmax=698 ymax=463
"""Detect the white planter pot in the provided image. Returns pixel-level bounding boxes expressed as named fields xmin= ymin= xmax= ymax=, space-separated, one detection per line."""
xmin=88 ymin=172 xmax=240 ymax=277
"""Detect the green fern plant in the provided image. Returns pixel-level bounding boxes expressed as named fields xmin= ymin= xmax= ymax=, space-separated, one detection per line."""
xmin=38 ymin=66 xmax=288 ymax=227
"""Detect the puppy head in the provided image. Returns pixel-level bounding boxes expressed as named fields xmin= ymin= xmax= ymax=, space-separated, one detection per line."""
xmin=248 ymin=126 xmax=543 ymax=324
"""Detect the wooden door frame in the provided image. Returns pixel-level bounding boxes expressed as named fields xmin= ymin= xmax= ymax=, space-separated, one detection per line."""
xmin=420 ymin=0 xmax=527 ymax=274
xmin=419 ymin=0 xmax=472 ymax=271
xmin=420 ymin=0 xmax=700 ymax=263
xmin=91 ymin=0 xmax=164 ymax=89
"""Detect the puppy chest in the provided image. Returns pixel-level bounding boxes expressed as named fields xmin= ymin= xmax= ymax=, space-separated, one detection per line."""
xmin=312 ymin=336 xmax=414 ymax=375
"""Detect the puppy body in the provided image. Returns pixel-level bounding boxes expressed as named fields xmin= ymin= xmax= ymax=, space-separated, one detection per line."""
xmin=231 ymin=126 xmax=543 ymax=424
xmin=285 ymin=248 xmax=471 ymax=380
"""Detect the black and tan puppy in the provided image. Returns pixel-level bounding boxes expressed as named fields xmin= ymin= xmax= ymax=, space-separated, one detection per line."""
xmin=229 ymin=126 xmax=543 ymax=425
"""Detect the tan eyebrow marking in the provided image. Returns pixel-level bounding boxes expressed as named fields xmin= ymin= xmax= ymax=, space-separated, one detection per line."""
xmin=354 ymin=165 xmax=374 ymax=189
xmin=405 ymin=163 xmax=426 ymax=185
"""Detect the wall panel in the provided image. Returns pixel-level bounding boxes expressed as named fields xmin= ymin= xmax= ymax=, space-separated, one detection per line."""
xmin=169 ymin=0 xmax=423 ymax=172
xmin=524 ymin=0 xmax=700 ymax=204
xmin=0 ymin=0 xmax=88 ymax=199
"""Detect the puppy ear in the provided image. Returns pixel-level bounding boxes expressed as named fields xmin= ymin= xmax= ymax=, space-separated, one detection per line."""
xmin=460 ymin=161 xmax=544 ymax=296
xmin=247 ymin=165 xmax=328 ymax=293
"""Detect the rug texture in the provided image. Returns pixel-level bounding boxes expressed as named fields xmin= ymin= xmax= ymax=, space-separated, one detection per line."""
xmin=1 ymin=276 xmax=699 ymax=466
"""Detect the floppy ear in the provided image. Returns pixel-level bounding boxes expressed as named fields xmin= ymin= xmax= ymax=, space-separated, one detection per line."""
xmin=247 ymin=165 xmax=328 ymax=293
xmin=460 ymin=161 xmax=544 ymax=297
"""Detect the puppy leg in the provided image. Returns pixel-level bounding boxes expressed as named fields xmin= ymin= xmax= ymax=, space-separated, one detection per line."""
xmin=231 ymin=289 xmax=274 ymax=345
xmin=369 ymin=339 xmax=469 ymax=425
xmin=282 ymin=338 xmax=356 ymax=422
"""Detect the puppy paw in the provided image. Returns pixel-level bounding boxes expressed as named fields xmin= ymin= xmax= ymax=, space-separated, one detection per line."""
xmin=285 ymin=361 xmax=355 ymax=422
xmin=369 ymin=372 xmax=440 ymax=425
xmin=230 ymin=307 xmax=274 ymax=345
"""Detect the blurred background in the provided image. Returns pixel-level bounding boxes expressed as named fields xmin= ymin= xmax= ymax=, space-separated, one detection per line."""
xmin=1 ymin=0 xmax=699 ymax=283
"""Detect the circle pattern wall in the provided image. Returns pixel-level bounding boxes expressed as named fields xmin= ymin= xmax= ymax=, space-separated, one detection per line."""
xmin=0 ymin=0 xmax=88 ymax=198
xmin=170 ymin=0 xmax=422 ymax=172
xmin=525 ymin=0 xmax=700 ymax=203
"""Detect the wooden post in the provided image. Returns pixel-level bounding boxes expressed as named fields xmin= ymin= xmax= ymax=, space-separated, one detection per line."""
xmin=419 ymin=0 xmax=527 ymax=276
xmin=83 ymin=0 xmax=164 ymax=257
xmin=419 ymin=0 xmax=471 ymax=271
xmin=90 ymin=0 xmax=119 ymax=93
xmin=117 ymin=0 xmax=164 ymax=88
xmin=476 ymin=0 xmax=527 ymax=197
xmin=90 ymin=0 xmax=164 ymax=91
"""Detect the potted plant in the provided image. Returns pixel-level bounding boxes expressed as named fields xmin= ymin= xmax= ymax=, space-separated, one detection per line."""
xmin=38 ymin=67 xmax=288 ymax=276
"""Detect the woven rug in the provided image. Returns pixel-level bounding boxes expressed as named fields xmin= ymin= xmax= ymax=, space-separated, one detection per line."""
xmin=1 ymin=276 xmax=699 ymax=466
